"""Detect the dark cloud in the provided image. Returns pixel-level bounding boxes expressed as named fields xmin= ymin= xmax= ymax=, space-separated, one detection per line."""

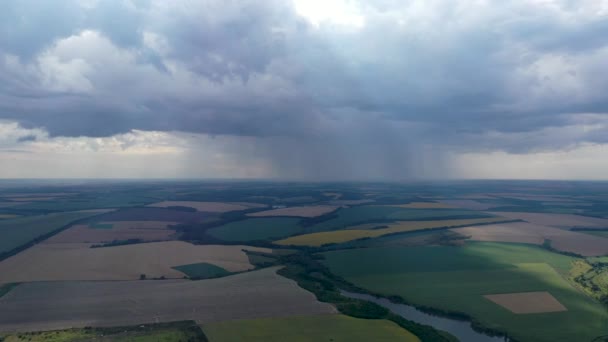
xmin=0 ymin=0 xmax=607 ymax=179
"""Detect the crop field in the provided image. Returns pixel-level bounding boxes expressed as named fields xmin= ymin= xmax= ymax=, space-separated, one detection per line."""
xmin=483 ymin=291 xmax=567 ymax=314
xmin=453 ymin=222 xmax=608 ymax=256
xmin=0 ymin=215 xmax=19 ymax=220
xmin=306 ymin=206 xmax=493 ymax=233
xmin=0 ymin=241 xmax=270 ymax=282
xmin=44 ymin=221 xmax=178 ymax=244
xmin=0 ymin=212 xmax=107 ymax=255
xmin=172 ymin=262 xmax=231 ymax=279
xmin=91 ymin=207 xmax=215 ymax=224
xmin=488 ymin=211 xmax=608 ymax=229
xmin=276 ymin=217 xmax=508 ymax=247
xmin=328 ymin=199 xmax=375 ymax=205
xmin=148 ymin=201 xmax=266 ymax=212
xmin=247 ymin=205 xmax=339 ymax=218
xmin=206 ymin=218 xmax=302 ymax=242
xmin=321 ymin=242 xmax=608 ymax=342
xmin=386 ymin=202 xmax=454 ymax=209
xmin=0 ymin=321 xmax=206 ymax=342
xmin=0 ymin=267 xmax=336 ymax=332
xmin=437 ymin=199 xmax=501 ymax=210
xmin=202 ymin=314 xmax=419 ymax=342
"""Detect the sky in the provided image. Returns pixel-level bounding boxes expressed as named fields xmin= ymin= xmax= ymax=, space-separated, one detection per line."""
xmin=1 ymin=0 xmax=607 ymax=180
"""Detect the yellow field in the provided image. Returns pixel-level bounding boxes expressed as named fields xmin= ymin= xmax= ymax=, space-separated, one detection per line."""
xmin=275 ymin=217 xmax=507 ymax=246
xmin=384 ymin=202 xmax=454 ymax=209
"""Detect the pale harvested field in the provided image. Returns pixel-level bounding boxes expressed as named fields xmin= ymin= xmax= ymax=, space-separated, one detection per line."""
xmin=148 ymin=201 xmax=265 ymax=212
xmin=488 ymin=212 xmax=608 ymax=229
xmin=0 ymin=267 xmax=337 ymax=332
xmin=484 ymin=291 xmax=567 ymax=314
xmin=438 ymin=200 xmax=500 ymax=210
xmin=328 ymin=199 xmax=375 ymax=206
xmin=0 ymin=241 xmax=271 ymax=282
xmin=44 ymin=221 xmax=178 ymax=244
xmin=385 ymin=202 xmax=454 ymax=209
xmin=323 ymin=192 xmax=342 ymax=199
xmin=248 ymin=205 xmax=339 ymax=218
xmin=0 ymin=214 xmax=19 ymax=219
xmin=453 ymin=222 xmax=608 ymax=256
xmin=276 ymin=217 xmax=509 ymax=247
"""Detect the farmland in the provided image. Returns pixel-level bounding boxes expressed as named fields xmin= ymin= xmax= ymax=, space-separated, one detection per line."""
xmin=452 ymin=221 xmax=608 ymax=256
xmin=0 ymin=241 xmax=269 ymax=282
xmin=1 ymin=180 xmax=608 ymax=340
xmin=0 ymin=211 xmax=109 ymax=256
xmin=0 ymin=321 xmax=206 ymax=342
xmin=487 ymin=211 xmax=608 ymax=229
xmin=44 ymin=221 xmax=178 ymax=244
xmin=202 ymin=314 xmax=419 ymax=342
xmin=0 ymin=267 xmax=336 ymax=332
xmin=90 ymin=207 xmax=215 ymax=224
xmin=321 ymin=242 xmax=608 ymax=342
xmin=276 ymin=217 xmax=510 ymax=247
xmin=305 ymin=205 xmax=493 ymax=233
xmin=206 ymin=217 xmax=302 ymax=242
xmin=148 ymin=201 xmax=266 ymax=212
xmin=247 ymin=205 xmax=339 ymax=218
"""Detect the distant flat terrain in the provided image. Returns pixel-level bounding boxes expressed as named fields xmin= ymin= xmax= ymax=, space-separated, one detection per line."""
xmin=148 ymin=201 xmax=266 ymax=212
xmin=247 ymin=205 xmax=339 ymax=218
xmin=488 ymin=212 xmax=608 ymax=229
xmin=0 ymin=267 xmax=337 ymax=332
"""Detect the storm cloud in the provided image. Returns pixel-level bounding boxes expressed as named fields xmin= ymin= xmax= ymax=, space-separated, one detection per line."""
xmin=1 ymin=0 xmax=607 ymax=179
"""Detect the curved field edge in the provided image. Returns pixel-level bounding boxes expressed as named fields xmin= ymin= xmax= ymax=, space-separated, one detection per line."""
xmin=201 ymin=314 xmax=420 ymax=342
xmin=275 ymin=253 xmax=457 ymax=342
xmin=0 ymin=211 xmax=113 ymax=261
xmin=275 ymin=218 xmax=517 ymax=247
xmin=319 ymin=242 xmax=608 ymax=342
xmin=0 ymin=267 xmax=336 ymax=332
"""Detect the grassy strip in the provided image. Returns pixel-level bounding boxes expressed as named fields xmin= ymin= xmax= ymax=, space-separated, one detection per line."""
xmin=0 ymin=320 xmax=207 ymax=342
xmin=276 ymin=252 xmax=457 ymax=342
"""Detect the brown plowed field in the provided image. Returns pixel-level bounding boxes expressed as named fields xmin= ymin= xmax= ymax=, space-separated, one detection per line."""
xmin=0 ymin=267 xmax=337 ymax=332
xmin=484 ymin=291 xmax=567 ymax=314
xmin=44 ymin=221 xmax=178 ymax=244
xmin=0 ymin=241 xmax=270 ymax=282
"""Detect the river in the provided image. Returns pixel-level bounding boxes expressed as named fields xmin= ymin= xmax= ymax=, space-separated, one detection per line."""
xmin=340 ymin=290 xmax=508 ymax=342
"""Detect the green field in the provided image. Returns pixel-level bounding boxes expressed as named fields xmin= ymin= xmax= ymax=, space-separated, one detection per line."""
xmin=173 ymin=262 xmax=232 ymax=279
xmin=206 ymin=217 xmax=302 ymax=241
xmin=0 ymin=212 xmax=104 ymax=255
xmin=321 ymin=242 xmax=608 ymax=342
xmin=579 ymin=230 xmax=608 ymax=238
xmin=202 ymin=314 xmax=420 ymax=341
xmin=307 ymin=206 xmax=492 ymax=233
xmin=89 ymin=222 xmax=113 ymax=229
xmin=0 ymin=321 xmax=206 ymax=341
